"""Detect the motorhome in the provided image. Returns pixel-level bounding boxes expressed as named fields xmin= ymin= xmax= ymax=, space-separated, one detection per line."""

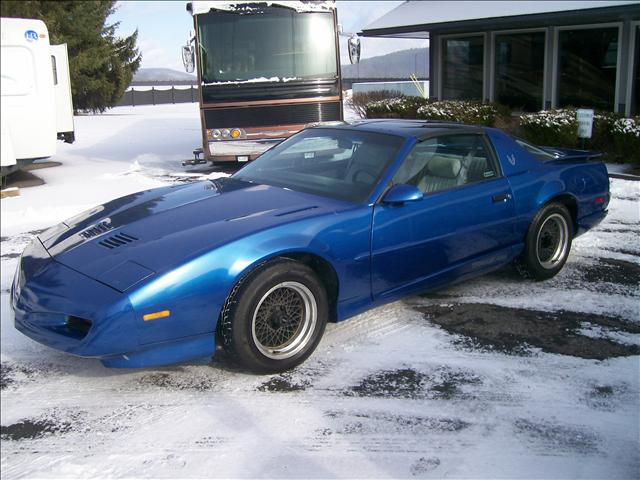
xmin=182 ymin=0 xmax=359 ymax=164
xmin=1 ymin=17 xmax=75 ymax=178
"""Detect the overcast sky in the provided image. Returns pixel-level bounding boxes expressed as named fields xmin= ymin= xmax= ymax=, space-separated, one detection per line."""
xmin=111 ymin=1 xmax=428 ymax=71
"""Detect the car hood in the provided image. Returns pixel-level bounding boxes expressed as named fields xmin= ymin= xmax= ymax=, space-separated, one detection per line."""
xmin=40 ymin=178 xmax=351 ymax=291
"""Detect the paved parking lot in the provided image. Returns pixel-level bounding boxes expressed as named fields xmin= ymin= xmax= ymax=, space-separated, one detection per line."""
xmin=1 ymin=104 xmax=638 ymax=478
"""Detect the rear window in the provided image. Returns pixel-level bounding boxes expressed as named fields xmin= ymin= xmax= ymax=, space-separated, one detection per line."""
xmin=514 ymin=138 xmax=556 ymax=161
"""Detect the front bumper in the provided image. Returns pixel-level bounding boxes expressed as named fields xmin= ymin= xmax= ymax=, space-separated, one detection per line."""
xmin=11 ymin=238 xmax=138 ymax=357
xmin=11 ymin=239 xmax=215 ymax=367
xmin=206 ymin=139 xmax=284 ymax=162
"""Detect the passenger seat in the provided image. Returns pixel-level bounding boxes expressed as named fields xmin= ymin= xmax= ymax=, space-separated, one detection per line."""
xmin=418 ymin=155 xmax=463 ymax=194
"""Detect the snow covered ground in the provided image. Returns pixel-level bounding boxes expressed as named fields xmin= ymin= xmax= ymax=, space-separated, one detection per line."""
xmin=1 ymin=103 xmax=639 ymax=479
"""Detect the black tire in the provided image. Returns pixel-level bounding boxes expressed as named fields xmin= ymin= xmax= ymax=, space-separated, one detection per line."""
xmin=518 ymin=202 xmax=573 ymax=280
xmin=219 ymin=259 xmax=328 ymax=373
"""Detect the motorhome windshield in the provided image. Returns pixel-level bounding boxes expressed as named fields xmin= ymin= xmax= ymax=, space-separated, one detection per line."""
xmin=198 ymin=7 xmax=337 ymax=83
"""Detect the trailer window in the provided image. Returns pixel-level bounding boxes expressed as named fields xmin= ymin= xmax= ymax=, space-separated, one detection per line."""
xmin=51 ymin=55 xmax=58 ymax=85
xmin=1 ymin=47 xmax=35 ymax=96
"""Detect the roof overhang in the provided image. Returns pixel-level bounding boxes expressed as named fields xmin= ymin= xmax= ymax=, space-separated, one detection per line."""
xmin=361 ymin=0 xmax=640 ymax=38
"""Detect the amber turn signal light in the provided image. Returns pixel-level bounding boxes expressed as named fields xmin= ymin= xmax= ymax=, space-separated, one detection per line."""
xmin=143 ymin=310 xmax=171 ymax=321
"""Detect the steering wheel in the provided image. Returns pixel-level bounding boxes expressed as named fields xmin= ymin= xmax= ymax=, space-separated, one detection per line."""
xmin=352 ymin=169 xmax=376 ymax=185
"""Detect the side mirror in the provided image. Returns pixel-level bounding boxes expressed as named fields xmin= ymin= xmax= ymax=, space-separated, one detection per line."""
xmin=182 ymin=45 xmax=195 ymax=73
xmin=382 ymin=184 xmax=423 ymax=205
xmin=348 ymin=35 xmax=360 ymax=65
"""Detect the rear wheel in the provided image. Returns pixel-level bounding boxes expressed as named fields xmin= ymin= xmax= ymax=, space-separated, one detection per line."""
xmin=518 ymin=203 xmax=573 ymax=280
xmin=219 ymin=260 xmax=328 ymax=373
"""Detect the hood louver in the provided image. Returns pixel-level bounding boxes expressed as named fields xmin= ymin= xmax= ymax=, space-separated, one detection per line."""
xmin=98 ymin=232 xmax=138 ymax=250
xmin=80 ymin=221 xmax=113 ymax=239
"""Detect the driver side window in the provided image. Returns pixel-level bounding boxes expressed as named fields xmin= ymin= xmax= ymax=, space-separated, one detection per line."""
xmin=392 ymin=134 xmax=498 ymax=195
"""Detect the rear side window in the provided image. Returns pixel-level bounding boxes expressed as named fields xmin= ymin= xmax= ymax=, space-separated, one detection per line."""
xmin=393 ymin=134 xmax=499 ymax=195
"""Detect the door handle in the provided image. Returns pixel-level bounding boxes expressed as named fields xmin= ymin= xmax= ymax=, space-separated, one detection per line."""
xmin=492 ymin=193 xmax=512 ymax=203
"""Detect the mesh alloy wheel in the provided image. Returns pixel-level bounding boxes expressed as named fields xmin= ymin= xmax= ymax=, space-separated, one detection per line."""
xmin=251 ymin=281 xmax=317 ymax=360
xmin=536 ymin=213 xmax=569 ymax=270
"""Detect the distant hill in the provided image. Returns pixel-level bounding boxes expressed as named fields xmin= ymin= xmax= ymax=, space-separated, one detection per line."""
xmin=341 ymin=47 xmax=429 ymax=79
xmin=131 ymin=49 xmax=428 ymax=84
xmin=133 ymin=68 xmax=196 ymax=83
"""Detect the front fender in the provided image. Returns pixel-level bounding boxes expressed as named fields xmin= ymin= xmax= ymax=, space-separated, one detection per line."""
xmin=126 ymin=206 xmax=372 ymax=345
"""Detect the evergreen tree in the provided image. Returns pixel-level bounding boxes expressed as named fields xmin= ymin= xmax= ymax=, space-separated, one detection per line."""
xmin=1 ymin=1 xmax=142 ymax=112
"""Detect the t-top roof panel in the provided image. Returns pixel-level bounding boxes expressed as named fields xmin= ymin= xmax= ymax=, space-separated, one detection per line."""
xmin=363 ymin=0 xmax=640 ymax=32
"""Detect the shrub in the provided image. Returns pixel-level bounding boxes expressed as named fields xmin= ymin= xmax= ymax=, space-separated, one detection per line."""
xmin=591 ymin=111 xmax=619 ymax=153
xmin=346 ymin=90 xmax=403 ymax=119
xmin=365 ymin=96 xmax=430 ymax=119
xmin=417 ymin=100 xmax=499 ymax=126
xmin=611 ymin=117 xmax=640 ymax=164
xmin=519 ymin=109 xmax=578 ymax=148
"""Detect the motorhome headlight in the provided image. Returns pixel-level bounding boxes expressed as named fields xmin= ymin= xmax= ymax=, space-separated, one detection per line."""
xmin=208 ymin=128 xmax=245 ymax=140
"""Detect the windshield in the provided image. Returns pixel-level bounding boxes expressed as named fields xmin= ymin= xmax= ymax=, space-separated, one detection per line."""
xmin=233 ymin=129 xmax=405 ymax=203
xmin=198 ymin=7 xmax=337 ymax=83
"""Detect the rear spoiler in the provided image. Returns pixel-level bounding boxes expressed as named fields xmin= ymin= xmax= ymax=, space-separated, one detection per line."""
xmin=541 ymin=146 xmax=602 ymax=161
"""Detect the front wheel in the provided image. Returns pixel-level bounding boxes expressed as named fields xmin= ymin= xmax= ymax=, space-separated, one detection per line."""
xmin=219 ymin=259 xmax=328 ymax=373
xmin=518 ymin=203 xmax=573 ymax=280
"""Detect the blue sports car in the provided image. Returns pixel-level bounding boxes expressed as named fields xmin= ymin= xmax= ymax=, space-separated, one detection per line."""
xmin=11 ymin=120 xmax=609 ymax=373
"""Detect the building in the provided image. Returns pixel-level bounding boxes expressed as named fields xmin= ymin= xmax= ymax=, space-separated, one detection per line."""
xmin=361 ymin=1 xmax=640 ymax=115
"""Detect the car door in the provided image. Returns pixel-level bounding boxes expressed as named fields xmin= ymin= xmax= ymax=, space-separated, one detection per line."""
xmin=371 ymin=133 xmax=517 ymax=300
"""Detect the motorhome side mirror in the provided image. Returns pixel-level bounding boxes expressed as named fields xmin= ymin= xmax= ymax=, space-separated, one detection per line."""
xmin=382 ymin=184 xmax=423 ymax=205
xmin=182 ymin=45 xmax=195 ymax=73
xmin=348 ymin=35 xmax=360 ymax=65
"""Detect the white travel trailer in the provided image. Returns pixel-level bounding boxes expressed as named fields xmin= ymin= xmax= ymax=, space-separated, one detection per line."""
xmin=1 ymin=17 xmax=75 ymax=178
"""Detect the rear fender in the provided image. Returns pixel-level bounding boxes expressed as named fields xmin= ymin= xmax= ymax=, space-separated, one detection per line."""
xmin=535 ymin=180 xmax=568 ymax=210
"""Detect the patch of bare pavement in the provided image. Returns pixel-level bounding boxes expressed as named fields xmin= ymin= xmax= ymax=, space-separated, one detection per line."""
xmin=416 ymin=302 xmax=639 ymax=360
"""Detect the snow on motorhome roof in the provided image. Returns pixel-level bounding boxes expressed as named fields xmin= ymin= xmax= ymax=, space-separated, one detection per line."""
xmin=363 ymin=0 xmax=639 ymax=33
xmin=202 ymin=76 xmax=301 ymax=86
xmin=189 ymin=1 xmax=335 ymax=16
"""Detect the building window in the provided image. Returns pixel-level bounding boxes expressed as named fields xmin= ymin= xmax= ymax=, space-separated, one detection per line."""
xmin=442 ymin=36 xmax=484 ymax=101
xmin=558 ymin=27 xmax=619 ymax=111
xmin=494 ymin=32 xmax=545 ymax=112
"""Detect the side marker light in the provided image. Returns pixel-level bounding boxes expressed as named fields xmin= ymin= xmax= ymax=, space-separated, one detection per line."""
xmin=143 ymin=310 xmax=171 ymax=321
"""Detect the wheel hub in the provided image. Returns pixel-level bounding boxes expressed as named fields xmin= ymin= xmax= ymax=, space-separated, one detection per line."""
xmin=269 ymin=306 xmax=289 ymax=330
